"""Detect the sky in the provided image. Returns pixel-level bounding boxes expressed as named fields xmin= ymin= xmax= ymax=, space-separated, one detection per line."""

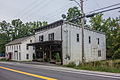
xmin=0 ymin=0 xmax=119 ymax=24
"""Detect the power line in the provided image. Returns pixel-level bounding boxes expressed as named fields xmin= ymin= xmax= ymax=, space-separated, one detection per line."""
xmin=45 ymin=4 xmax=73 ymax=21
xmin=88 ymin=3 xmax=120 ymax=13
xmin=41 ymin=2 xmax=72 ymax=20
xmin=19 ymin=0 xmax=46 ymax=18
xmin=13 ymin=0 xmax=41 ymax=18
xmin=95 ymin=6 xmax=120 ymax=14
xmin=42 ymin=3 xmax=71 ymax=18
xmin=71 ymin=7 xmax=120 ymax=22
xmin=23 ymin=0 xmax=54 ymax=20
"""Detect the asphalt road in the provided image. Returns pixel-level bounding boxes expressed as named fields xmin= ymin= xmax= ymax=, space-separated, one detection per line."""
xmin=0 ymin=62 xmax=120 ymax=80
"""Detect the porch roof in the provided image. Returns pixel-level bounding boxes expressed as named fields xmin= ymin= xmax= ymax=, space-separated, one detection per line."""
xmin=27 ymin=40 xmax=62 ymax=46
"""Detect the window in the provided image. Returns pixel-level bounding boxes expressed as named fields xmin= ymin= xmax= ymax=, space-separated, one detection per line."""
xmin=98 ymin=50 xmax=101 ymax=57
xmin=17 ymin=45 xmax=18 ymax=50
xmin=12 ymin=46 xmax=13 ymax=50
xmin=39 ymin=35 xmax=44 ymax=41
xmin=19 ymin=45 xmax=21 ymax=51
xmin=89 ymin=36 xmax=91 ymax=44
xmin=98 ymin=38 xmax=100 ymax=45
xmin=26 ymin=54 xmax=29 ymax=59
xmin=30 ymin=40 xmax=32 ymax=43
xmin=33 ymin=46 xmax=35 ymax=50
xmin=26 ymin=45 xmax=29 ymax=50
xmin=48 ymin=33 xmax=54 ymax=41
xmin=77 ymin=34 xmax=79 ymax=42
xmin=19 ymin=52 xmax=21 ymax=60
xmin=14 ymin=46 xmax=15 ymax=50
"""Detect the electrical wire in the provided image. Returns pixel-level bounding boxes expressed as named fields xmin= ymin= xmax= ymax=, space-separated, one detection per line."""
xmin=22 ymin=0 xmax=53 ymax=20
xmin=88 ymin=3 xmax=120 ymax=14
xmin=13 ymin=0 xmax=41 ymax=18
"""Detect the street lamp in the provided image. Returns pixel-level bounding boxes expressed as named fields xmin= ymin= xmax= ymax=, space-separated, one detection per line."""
xmin=70 ymin=0 xmax=85 ymax=66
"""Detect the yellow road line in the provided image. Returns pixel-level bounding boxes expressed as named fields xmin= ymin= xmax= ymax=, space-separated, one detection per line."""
xmin=0 ymin=66 xmax=57 ymax=80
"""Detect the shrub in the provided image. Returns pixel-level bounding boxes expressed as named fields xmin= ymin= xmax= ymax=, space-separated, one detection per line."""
xmin=56 ymin=53 xmax=61 ymax=62
xmin=112 ymin=48 xmax=120 ymax=59
xmin=33 ymin=53 xmax=36 ymax=59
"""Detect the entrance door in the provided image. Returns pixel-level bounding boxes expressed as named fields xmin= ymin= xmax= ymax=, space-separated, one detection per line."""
xmin=9 ymin=53 xmax=12 ymax=59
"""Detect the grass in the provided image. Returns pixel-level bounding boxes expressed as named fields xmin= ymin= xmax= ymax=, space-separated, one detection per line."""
xmin=0 ymin=58 xmax=8 ymax=62
xmin=64 ymin=59 xmax=120 ymax=73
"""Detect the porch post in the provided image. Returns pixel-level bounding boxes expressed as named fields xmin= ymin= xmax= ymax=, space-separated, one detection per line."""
xmin=43 ymin=52 xmax=44 ymax=62
xmin=50 ymin=46 xmax=52 ymax=62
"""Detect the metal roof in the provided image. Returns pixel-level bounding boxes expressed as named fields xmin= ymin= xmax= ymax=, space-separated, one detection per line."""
xmin=6 ymin=36 xmax=33 ymax=46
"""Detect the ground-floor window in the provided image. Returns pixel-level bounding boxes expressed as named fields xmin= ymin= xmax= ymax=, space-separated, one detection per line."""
xmin=26 ymin=54 xmax=29 ymax=59
xmin=98 ymin=50 xmax=101 ymax=57
xmin=19 ymin=52 xmax=21 ymax=60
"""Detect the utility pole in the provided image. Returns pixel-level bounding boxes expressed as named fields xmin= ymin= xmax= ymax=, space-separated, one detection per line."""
xmin=70 ymin=0 xmax=85 ymax=66
xmin=80 ymin=0 xmax=84 ymax=66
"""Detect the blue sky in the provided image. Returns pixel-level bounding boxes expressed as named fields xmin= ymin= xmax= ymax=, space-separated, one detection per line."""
xmin=0 ymin=0 xmax=119 ymax=24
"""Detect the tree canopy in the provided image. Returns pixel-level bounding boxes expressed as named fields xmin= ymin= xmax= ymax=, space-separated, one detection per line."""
xmin=90 ymin=14 xmax=120 ymax=59
xmin=0 ymin=19 xmax=47 ymax=55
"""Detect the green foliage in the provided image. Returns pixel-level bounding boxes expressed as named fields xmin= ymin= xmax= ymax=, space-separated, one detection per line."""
xmin=0 ymin=19 xmax=47 ymax=55
xmin=90 ymin=14 xmax=120 ymax=59
xmin=33 ymin=53 xmax=36 ymax=59
xmin=56 ymin=53 xmax=61 ymax=62
xmin=65 ymin=6 xmax=86 ymax=25
xmin=66 ymin=62 xmax=76 ymax=68
xmin=112 ymin=48 xmax=120 ymax=59
xmin=66 ymin=60 xmax=120 ymax=73
xmin=0 ymin=58 xmax=8 ymax=61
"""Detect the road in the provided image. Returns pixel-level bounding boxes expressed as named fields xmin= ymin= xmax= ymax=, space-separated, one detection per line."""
xmin=0 ymin=62 xmax=120 ymax=80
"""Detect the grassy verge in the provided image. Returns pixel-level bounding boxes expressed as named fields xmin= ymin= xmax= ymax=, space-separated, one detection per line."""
xmin=0 ymin=58 xmax=8 ymax=62
xmin=64 ymin=59 xmax=120 ymax=73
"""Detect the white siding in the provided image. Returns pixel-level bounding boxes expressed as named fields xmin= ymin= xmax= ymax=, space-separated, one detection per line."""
xmin=5 ymin=36 xmax=35 ymax=61
xmin=62 ymin=23 xmax=106 ymax=65
xmin=35 ymin=26 xmax=61 ymax=42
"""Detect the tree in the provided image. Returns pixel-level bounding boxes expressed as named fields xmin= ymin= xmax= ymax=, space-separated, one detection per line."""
xmin=0 ymin=33 xmax=10 ymax=56
xmin=64 ymin=6 xmax=87 ymax=25
xmin=90 ymin=14 xmax=120 ymax=59
xmin=0 ymin=19 xmax=48 ymax=56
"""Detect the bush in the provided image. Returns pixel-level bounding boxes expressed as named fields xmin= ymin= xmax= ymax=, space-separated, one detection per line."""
xmin=56 ymin=53 xmax=61 ymax=62
xmin=112 ymin=48 xmax=120 ymax=59
xmin=33 ymin=53 xmax=36 ymax=59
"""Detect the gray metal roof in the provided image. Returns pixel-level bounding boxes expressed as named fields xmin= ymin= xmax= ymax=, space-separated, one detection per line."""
xmin=6 ymin=36 xmax=32 ymax=46
xmin=35 ymin=19 xmax=105 ymax=35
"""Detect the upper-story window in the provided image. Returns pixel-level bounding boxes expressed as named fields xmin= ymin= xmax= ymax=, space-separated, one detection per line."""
xmin=98 ymin=38 xmax=100 ymax=45
xmin=19 ymin=45 xmax=21 ymax=51
xmin=14 ymin=46 xmax=15 ymax=50
xmin=77 ymin=34 xmax=79 ymax=42
xmin=39 ymin=35 xmax=44 ymax=42
xmin=12 ymin=46 xmax=13 ymax=50
xmin=48 ymin=33 xmax=54 ymax=41
xmin=89 ymin=36 xmax=91 ymax=44
xmin=17 ymin=45 xmax=18 ymax=50
xmin=30 ymin=40 xmax=32 ymax=43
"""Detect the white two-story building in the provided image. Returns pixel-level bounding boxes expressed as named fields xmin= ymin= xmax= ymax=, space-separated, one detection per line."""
xmin=5 ymin=36 xmax=35 ymax=61
xmin=28 ymin=20 xmax=106 ymax=65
